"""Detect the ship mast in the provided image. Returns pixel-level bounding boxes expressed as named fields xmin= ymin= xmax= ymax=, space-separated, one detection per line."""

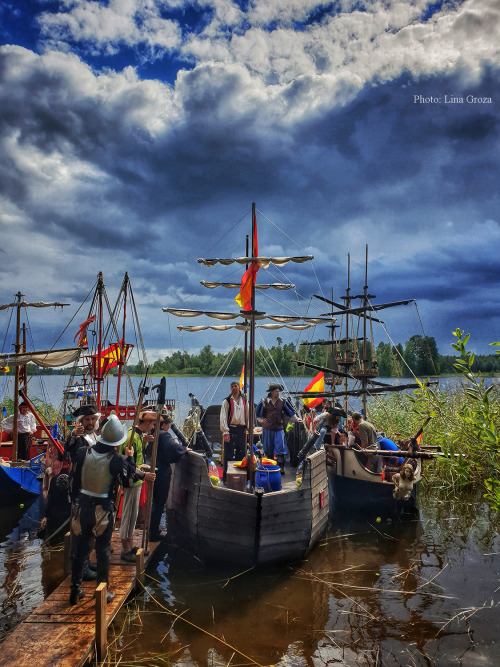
xmin=247 ymin=203 xmax=257 ymax=480
xmin=11 ymin=292 xmax=23 ymax=461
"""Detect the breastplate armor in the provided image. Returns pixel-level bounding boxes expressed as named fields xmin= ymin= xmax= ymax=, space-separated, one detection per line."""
xmin=81 ymin=449 xmax=112 ymax=498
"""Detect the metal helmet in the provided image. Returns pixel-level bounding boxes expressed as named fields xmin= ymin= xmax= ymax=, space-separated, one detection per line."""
xmin=97 ymin=414 xmax=128 ymax=448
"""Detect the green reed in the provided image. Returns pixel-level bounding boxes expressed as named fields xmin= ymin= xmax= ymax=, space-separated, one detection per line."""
xmin=368 ymin=329 xmax=500 ymax=510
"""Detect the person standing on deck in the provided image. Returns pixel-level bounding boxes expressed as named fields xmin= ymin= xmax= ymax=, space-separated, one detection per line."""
xmin=220 ymin=381 xmax=248 ymax=483
xmin=63 ymin=404 xmax=100 ymax=462
xmin=149 ymin=415 xmax=190 ymax=541
xmin=351 ymin=412 xmax=382 ymax=473
xmin=68 ymin=415 xmax=154 ymax=605
xmin=119 ymin=410 xmax=156 ymax=562
xmin=1 ymin=401 xmax=36 ymax=460
xmin=256 ymin=382 xmax=301 ymax=475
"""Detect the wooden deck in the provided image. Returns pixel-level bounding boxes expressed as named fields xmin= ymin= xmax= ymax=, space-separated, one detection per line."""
xmin=0 ymin=529 xmax=160 ymax=667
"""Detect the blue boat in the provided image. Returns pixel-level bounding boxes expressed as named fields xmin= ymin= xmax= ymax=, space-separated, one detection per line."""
xmin=0 ymin=453 xmax=44 ymax=500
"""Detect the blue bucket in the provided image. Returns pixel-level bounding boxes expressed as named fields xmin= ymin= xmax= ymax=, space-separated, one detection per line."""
xmin=255 ymin=463 xmax=282 ymax=493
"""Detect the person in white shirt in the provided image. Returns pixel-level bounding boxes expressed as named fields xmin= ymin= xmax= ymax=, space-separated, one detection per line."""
xmin=2 ymin=401 xmax=36 ymax=460
xmin=220 ymin=381 xmax=248 ymax=482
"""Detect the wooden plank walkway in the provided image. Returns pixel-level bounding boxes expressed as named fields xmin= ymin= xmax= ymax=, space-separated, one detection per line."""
xmin=0 ymin=529 xmax=160 ymax=667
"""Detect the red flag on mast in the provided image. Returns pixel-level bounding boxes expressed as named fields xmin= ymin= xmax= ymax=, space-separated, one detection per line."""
xmin=235 ymin=213 xmax=259 ymax=311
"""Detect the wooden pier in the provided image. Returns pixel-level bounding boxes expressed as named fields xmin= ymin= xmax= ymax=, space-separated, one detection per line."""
xmin=0 ymin=529 xmax=160 ymax=666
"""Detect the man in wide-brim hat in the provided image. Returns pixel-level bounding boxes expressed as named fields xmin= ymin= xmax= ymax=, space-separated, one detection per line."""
xmin=255 ymin=381 xmax=301 ymax=474
xmin=69 ymin=414 xmax=156 ymax=605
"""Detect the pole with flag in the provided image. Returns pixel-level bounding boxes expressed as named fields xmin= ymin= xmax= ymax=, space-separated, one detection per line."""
xmin=237 ymin=204 xmax=259 ymax=486
xmin=302 ymin=372 xmax=325 ymax=410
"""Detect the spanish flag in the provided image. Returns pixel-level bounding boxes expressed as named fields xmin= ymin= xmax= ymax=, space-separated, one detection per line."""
xmin=302 ymin=371 xmax=325 ymax=409
xmin=239 ymin=364 xmax=245 ymax=391
xmin=235 ymin=213 xmax=259 ymax=311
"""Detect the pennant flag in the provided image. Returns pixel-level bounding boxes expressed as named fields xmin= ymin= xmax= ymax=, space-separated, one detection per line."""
xmin=235 ymin=213 xmax=259 ymax=311
xmin=74 ymin=315 xmax=97 ymax=347
xmin=302 ymin=371 xmax=325 ymax=409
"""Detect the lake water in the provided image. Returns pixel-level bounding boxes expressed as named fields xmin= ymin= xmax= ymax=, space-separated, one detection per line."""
xmin=1 ymin=373 xmax=474 ymax=426
xmin=0 ymin=492 xmax=499 ymax=665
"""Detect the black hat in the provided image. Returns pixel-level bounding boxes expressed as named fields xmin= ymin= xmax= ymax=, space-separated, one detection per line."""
xmin=329 ymin=406 xmax=347 ymax=418
xmin=267 ymin=382 xmax=283 ymax=392
xmin=160 ymin=415 xmax=172 ymax=425
xmin=72 ymin=404 xmax=98 ymax=418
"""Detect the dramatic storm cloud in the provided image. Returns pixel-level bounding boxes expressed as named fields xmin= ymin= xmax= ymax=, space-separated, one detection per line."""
xmin=0 ymin=0 xmax=499 ymax=360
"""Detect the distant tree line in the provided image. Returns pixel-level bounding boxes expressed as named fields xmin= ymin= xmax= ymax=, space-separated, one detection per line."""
xmin=16 ymin=334 xmax=500 ymax=378
xmin=126 ymin=334 xmax=500 ymax=377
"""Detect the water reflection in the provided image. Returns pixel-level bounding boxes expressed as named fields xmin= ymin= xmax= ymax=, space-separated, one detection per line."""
xmin=0 ymin=497 xmax=64 ymax=641
xmin=110 ymin=502 xmax=500 ymax=666
xmin=1 ymin=496 xmax=499 ymax=666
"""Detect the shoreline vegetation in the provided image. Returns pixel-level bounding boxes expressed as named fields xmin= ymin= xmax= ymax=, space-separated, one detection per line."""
xmin=13 ymin=333 xmax=500 ymax=377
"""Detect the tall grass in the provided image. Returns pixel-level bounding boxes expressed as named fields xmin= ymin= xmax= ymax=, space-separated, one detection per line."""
xmin=368 ymin=330 xmax=500 ymax=509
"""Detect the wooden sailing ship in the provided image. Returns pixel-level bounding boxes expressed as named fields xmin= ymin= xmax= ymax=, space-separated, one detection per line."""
xmin=60 ymin=271 xmax=164 ymax=429
xmin=0 ymin=293 xmax=78 ymax=499
xmin=293 ymin=247 xmax=436 ymax=509
xmin=163 ymin=204 xmax=331 ymax=566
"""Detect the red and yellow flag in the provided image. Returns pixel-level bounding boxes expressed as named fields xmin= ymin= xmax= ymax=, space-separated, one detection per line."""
xmin=239 ymin=364 xmax=245 ymax=391
xmin=90 ymin=340 xmax=132 ymax=377
xmin=235 ymin=213 xmax=259 ymax=311
xmin=302 ymin=371 xmax=325 ymax=409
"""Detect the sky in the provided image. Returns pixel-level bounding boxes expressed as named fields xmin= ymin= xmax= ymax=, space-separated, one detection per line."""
xmin=0 ymin=0 xmax=499 ymax=365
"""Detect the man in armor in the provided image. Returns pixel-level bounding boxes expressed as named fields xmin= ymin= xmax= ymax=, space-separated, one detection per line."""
xmin=69 ymin=414 xmax=155 ymax=605
xmin=256 ymin=382 xmax=300 ymax=474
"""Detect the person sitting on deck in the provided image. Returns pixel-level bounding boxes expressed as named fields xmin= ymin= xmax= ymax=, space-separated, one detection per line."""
xmin=220 ymin=381 xmax=248 ymax=483
xmin=149 ymin=415 xmax=190 ymax=541
xmin=351 ymin=412 xmax=382 ymax=473
xmin=255 ymin=382 xmax=301 ymax=475
xmin=68 ymin=414 xmax=155 ymax=605
xmin=63 ymin=404 xmax=100 ymax=462
xmin=1 ymin=401 xmax=36 ymax=461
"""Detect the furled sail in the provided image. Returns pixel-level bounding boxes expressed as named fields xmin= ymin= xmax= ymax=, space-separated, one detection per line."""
xmin=0 ymin=301 xmax=70 ymax=310
xmin=199 ymin=255 xmax=313 ymax=268
xmin=200 ymin=281 xmax=295 ymax=290
xmin=163 ymin=308 xmax=334 ymax=325
xmin=175 ymin=323 xmax=318 ymax=332
xmin=0 ymin=347 xmax=81 ymax=368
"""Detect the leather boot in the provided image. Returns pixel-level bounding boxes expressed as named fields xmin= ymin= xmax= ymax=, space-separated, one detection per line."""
xmin=69 ymin=585 xmax=86 ymax=606
xmin=276 ymin=455 xmax=285 ymax=475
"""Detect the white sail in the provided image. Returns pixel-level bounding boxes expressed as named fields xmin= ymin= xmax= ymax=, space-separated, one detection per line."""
xmin=0 ymin=301 xmax=70 ymax=310
xmin=198 ymin=255 xmax=313 ymax=268
xmin=175 ymin=323 xmax=318 ymax=332
xmin=0 ymin=347 xmax=81 ymax=368
xmin=200 ymin=281 xmax=295 ymax=290
xmin=163 ymin=307 xmax=334 ymax=325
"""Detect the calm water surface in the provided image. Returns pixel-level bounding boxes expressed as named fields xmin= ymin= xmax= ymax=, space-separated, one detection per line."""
xmin=1 ymin=493 xmax=499 ymax=666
